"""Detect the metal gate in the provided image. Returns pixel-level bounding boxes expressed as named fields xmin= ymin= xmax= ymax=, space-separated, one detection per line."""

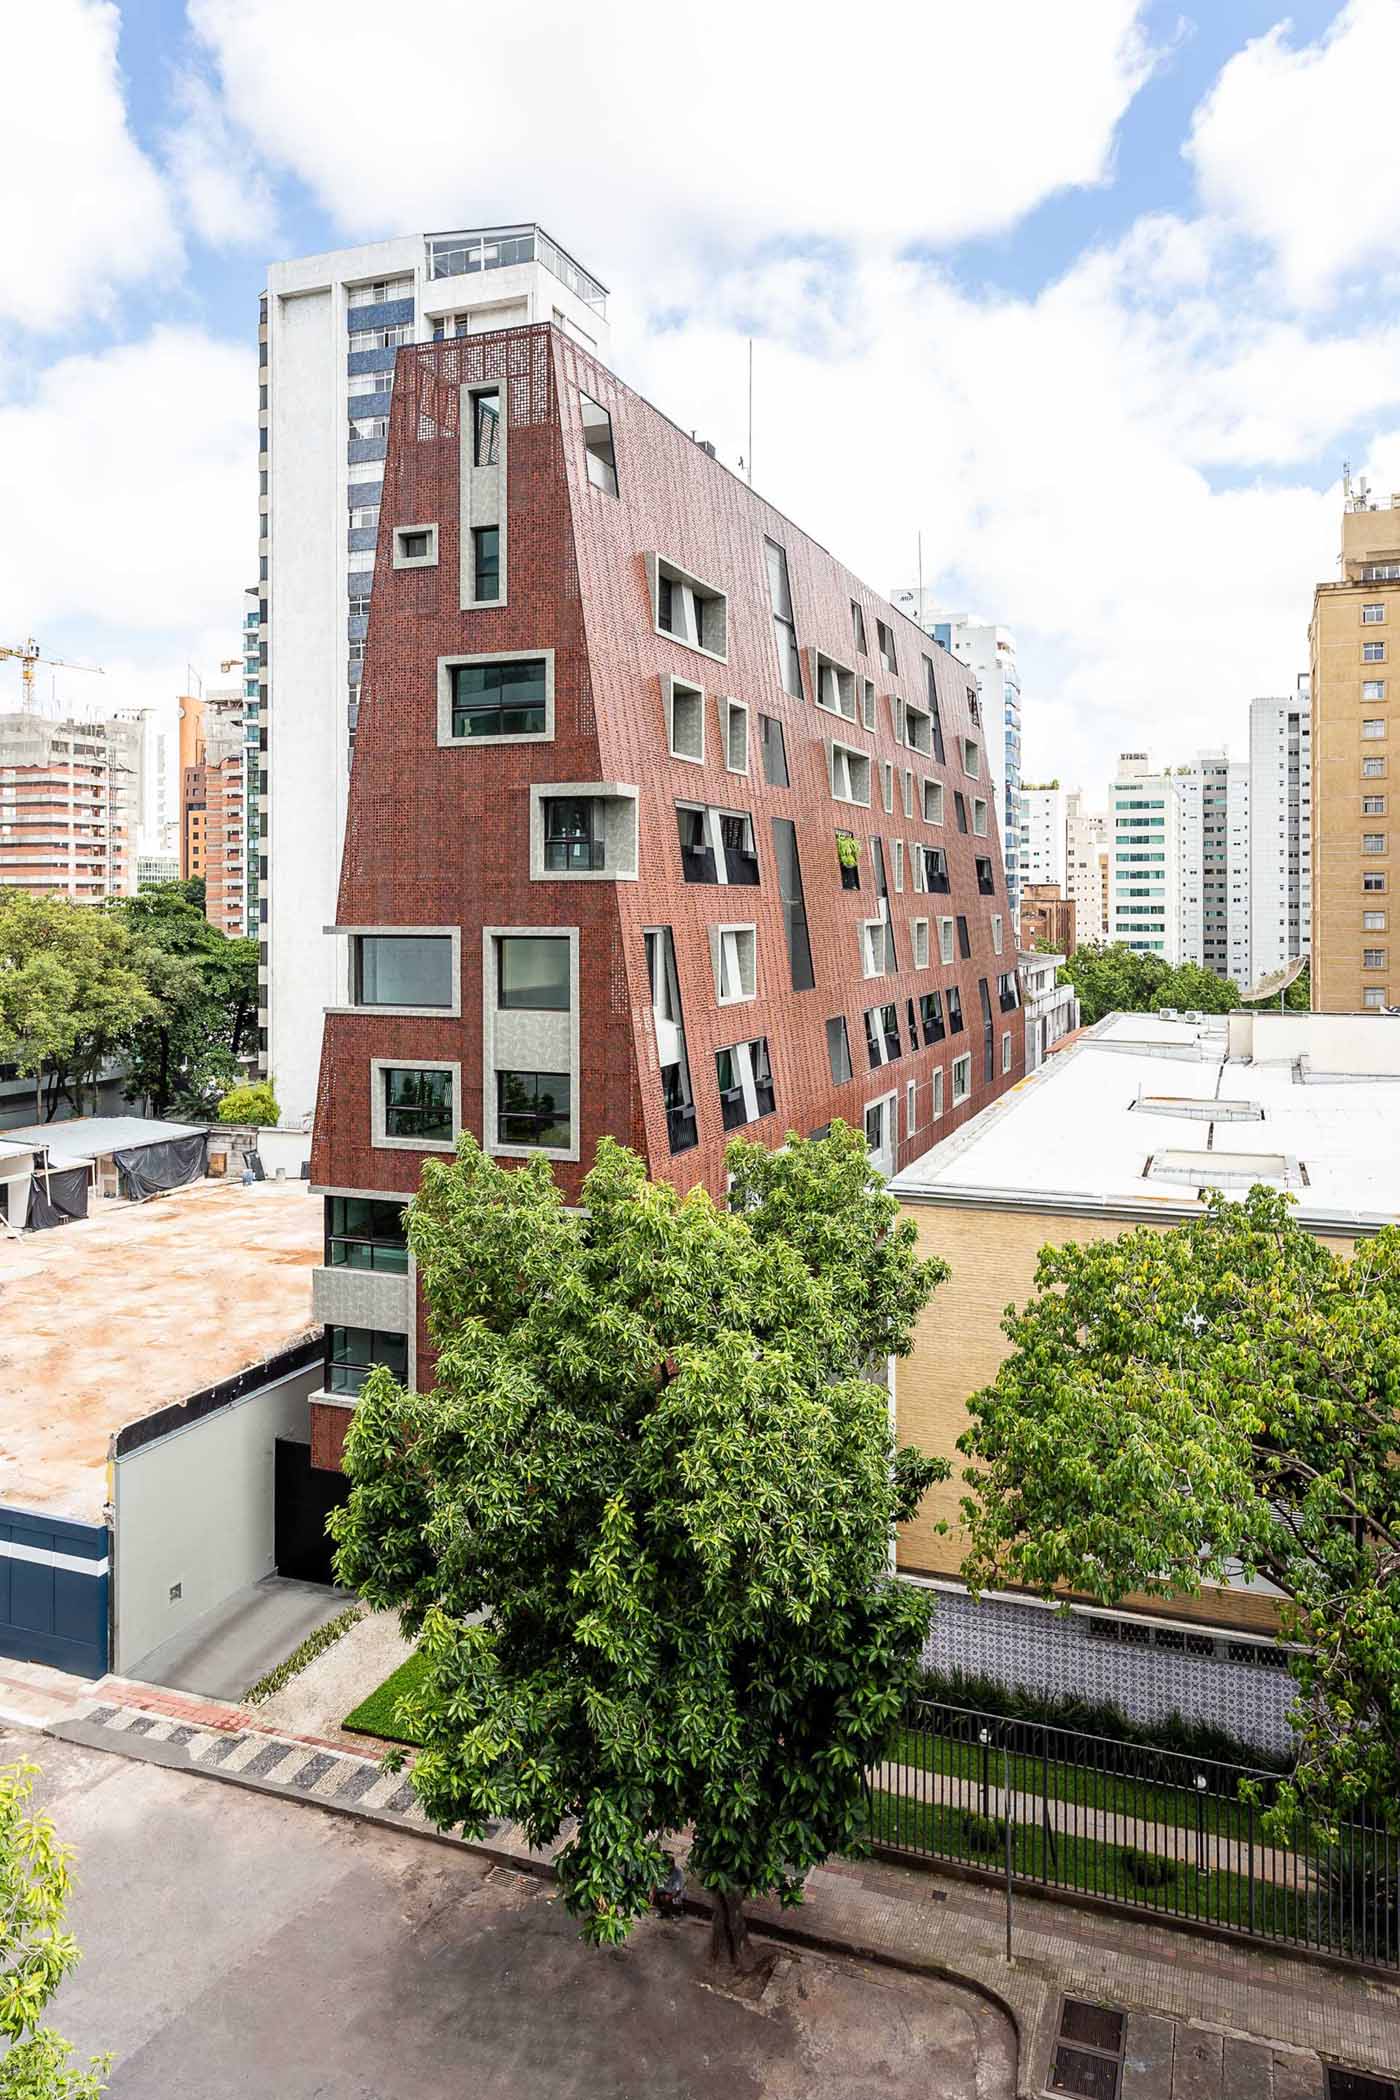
xmin=274 ymin=1439 xmax=350 ymax=1586
xmin=0 ymin=1505 xmax=110 ymax=1678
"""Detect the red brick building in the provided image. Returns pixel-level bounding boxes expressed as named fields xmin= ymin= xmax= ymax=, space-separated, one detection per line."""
xmin=1019 ymin=883 xmax=1076 ymax=956
xmin=308 ymin=324 xmax=1020 ymax=1466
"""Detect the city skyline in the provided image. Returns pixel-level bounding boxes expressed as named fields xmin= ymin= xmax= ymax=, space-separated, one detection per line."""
xmin=4 ymin=2 xmax=1400 ymax=796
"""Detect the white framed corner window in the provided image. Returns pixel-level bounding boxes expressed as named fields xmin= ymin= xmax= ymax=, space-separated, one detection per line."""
xmin=711 ymin=922 xmax=757 ymax=1005
xmin=650 ymin=553 xmax=729 ymax=663
xmin=393 ymin=523 xmax=439 ymax=569
xmin=667 ymin=675 xmax=706 ymax=763
xmin=830 ymin=740 xmax=872 ymax=806
xmin=722 ymin=696 xmax=750 ymax=775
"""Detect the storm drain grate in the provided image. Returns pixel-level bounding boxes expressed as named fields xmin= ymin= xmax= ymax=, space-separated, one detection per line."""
xmin=1326 ymin=2071 xmax=1399 ymax=2100
xmin=1049 ymin=1999 xmax=1124 ymax=2100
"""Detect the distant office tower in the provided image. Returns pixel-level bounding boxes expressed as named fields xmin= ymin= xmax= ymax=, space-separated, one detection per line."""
xmin=1310 ymin=485 xmax=1400 ymax=1012
xmin=889 ymin=594 xmax=1023 ymax=923
xmin=1247 ymin=689 xmax=1311 ymax=988
xmin=1108 ymin=753 xmax=1179 ymax=958
xmin=1018 ymin=783 xmax=1066 ymax=891
xmin=0 ymin=713 xmax=142 ymax=901
xmin=261 ymin=225 xmax=612 ymax=1127
xmin=1174 ymin=751 xmax=1235 ymax=978
xmin=1065 ymin=791 xmax=1107 ymax=945
xmin=1227 ymin=756 xmax=1251 ymax=989
xmin=179 ymin=687 xmax=247 ymax=937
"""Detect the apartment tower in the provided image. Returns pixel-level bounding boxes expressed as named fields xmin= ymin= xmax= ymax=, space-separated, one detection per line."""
xmin=0 ymin=714 xmax=142 ymax=901
xmin=259 ymin=225 xmax=611 ymax=1127
xmin=1247 ymin=686 xmax=1311 ymax=988
xmin=308 ymin=323 xmax=1021 ymax=1470
xmin=1065 ymin=791 xmax=1107 ymax=945
xmin=1310 ymin=490 xmax=1400 ymax=1012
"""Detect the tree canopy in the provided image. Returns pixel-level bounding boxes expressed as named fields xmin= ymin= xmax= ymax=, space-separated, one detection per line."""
xmin=332 ymin=1124 xmax=946 ymax=1966
xmin=958 ymin=1188 xmax=1400 ymax=1823
xmin=1058 ymin=942 xmax=1240 ymax=1026
xmin=0 ymin=1762 xmax=108 ymax=2099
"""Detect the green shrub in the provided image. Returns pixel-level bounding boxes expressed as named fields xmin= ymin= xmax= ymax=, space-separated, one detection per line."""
xmin=1119 ymin=1845 xmax=1177 ymax=1889
xmin=217 ymin=1080 xmax=280 ymax=1127
xmin=960 ymin=1813 xmax=1007 ymax=1855
xmin=244 ymin=1605 xmax=362 ymax=1704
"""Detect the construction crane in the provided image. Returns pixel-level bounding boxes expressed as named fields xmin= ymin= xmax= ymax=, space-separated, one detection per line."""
xmin=0 ymin=637 xmax=104 ymax=713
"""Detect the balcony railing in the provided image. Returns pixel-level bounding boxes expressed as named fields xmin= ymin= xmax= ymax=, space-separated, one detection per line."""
xmin=425 ymin=224 xmax=608 ymax=315
xmin=545 ymin=838 xmax=605 ymax=873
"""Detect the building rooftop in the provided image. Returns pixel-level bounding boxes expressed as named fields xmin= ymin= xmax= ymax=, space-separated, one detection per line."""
xmin=3 ymin=1115 xmax=203 ymax=1163
xmin=0 ymin=1177 xmax=320 ymax=1523
xmin=891 ymin=1009 xmax=1400 ymax=1234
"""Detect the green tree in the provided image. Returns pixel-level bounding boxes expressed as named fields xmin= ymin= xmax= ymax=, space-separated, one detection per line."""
xmin=0 ymin=896 xmax=155 ymax=1121
xmin=958 ymin=1188 xmax=1400 ymax=1825
xmin=332 ymin=1125 xmax=946 ymax=1969
xmin=0 ymin=1763 xmax=108 ymax=2099
xmin=216 ymin=1081 xmax=279 ymax=1127
xmin=112 ymin=886 xmax=258 ymax=1118
xmin=1057 ymin=942 xmax=1240 ymax=1025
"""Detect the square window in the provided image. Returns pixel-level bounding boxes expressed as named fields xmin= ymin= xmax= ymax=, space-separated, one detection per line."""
xmin=354 ymin=932 xmax=455 ymax=1009
xmin=1363 ymin=796 xmax=1387 ymax=815
xmin=1364 ymin=641 xmax=1387 ymax=662
xmin=655 ymin=555 xmax=728 ymax=661
xmin=1364 ymin=833 xmax=1387 ymax=854
xmin=497 ymin=935 xmax=571 ymax=1011
xmin=668 ymin=678 xmax=706 ymax=762
xmin=825 ymin=1015 xmax=853 ymax=1085
xmin=446 ymin=655 xmax=550 ymax=741
xmin=1362 ymin=603 xmax=1386 ymax=624
xmin=1364 ymin=910 xmax=1387 ymax=930
xmin=1364 ymin=872 xmax=1388 ymax=892
xmin=393 ymin=523 xmax=438 ymax=569
xmin=1363 ymin=680 xmax=1387 ymax=700
xmin=1364 ymin=947 xmax=1387 ymax=968
xmin=1364 ymin=757 xmax=1387 ymax=776
xmin=381 ymin=1064 xmax=455 ymax=1146
xmin=580 ymin=391 xmax=618 ymax=494
xmin=324 ymin=1324 xmax=408 ymax=1397
xmin=1364 ymin=987 xmax=1386 ymax=1011
xmin=952 ymin=1053 xmax=971 ymax=1104
xmin=497 ymin=1070 xmax=572 ymax=1150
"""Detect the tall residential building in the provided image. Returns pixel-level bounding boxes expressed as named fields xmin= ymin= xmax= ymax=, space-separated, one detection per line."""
xmin=1108 ymin=752 xmax=1178 ymax=956
xmin=1310 ymin=490 xmax=1400 ymax=1012
xmin=0 ymin=714 xmax=141 ymax=901
xmin=242 ymin=585 xmax=261 ymax=933
xmin=1226 ymin=756 xmax=1251 ymax=989
xmin=888 ymin=595 xmax=1023 ymax=922
xmin=1017 ymin=783 xmax=1066 ymax=891
xmin=1065 ymin=792 xmax=1107 ymax=945
xmin=179 ymin=687 xmax=247 ymax=936
xmin=1246 ymin=687 xmax=1311 ymax=989
xmin=307 ymin=324 xmax=1021 ymax=1470
xmin=1174 ymin=751 xmax=1233 ymax=978
xmin=261 ymin=225 xmax=612 ymax=1129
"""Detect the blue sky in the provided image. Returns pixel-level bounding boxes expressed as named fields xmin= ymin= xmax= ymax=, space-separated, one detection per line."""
xmin=4 ymin=0 xmax=1400 ymax=802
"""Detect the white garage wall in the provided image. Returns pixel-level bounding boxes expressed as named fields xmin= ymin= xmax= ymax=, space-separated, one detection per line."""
xmin=111 ymin=1363 xmax=319 ymax=1672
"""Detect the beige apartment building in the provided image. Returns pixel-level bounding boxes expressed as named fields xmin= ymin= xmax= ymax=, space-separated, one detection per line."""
xmin=178 ymin=688 xmax=247 ymax=937
xmin=1311 ymin=493 xmax=1400 ymax=1011
xmin=0 ymin=713 xmax=142 ymax=902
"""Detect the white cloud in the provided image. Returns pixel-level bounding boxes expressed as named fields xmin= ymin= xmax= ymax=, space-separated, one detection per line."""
xmin=2 ymin=0 xmax=181 ymax=332
xmin=0 ymin=327 xmax=254 ymax=665
xmin=1186 ymin=0 xmax=1400 ymax=308
xmin=622 ymin=244 xmax=1400 ymax=802
xmin=161 ymin=70 xmax=279 ymax=249
xmin=188 ymin=0 xmax=1154 ymax=279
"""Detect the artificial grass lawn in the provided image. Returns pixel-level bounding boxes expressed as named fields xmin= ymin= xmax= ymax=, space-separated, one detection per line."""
xmin=342 ymin=1648 xmax=431 ymax=1744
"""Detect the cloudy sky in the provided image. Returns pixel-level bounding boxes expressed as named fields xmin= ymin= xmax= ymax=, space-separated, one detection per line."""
xmin=4 ymin=0 xmax=1400 ymax=806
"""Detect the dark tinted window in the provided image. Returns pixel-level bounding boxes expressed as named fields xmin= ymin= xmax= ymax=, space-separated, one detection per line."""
xmin=770 ymin=817 xmax=815 ymax=991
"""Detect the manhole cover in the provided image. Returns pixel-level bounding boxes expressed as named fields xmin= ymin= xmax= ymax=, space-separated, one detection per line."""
xmin=1049 ymin=1998 xmax=1124 ymax=2100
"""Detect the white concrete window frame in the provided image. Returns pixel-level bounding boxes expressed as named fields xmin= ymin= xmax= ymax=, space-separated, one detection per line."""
xmin=710 ymin=921 xmax=758 ymax=1006
xmin=437 ymin=648 xmax=555 ymax=749
xmin=932 ymin=1065 xmax=945 ymax=1120
xmin=913 ymin=917 xmax=930 ymax=969
xmin=860 ymin=918 xmax=892 ymax=979
xmin=938 ymin=916 xmax=955 ymax=965
xmin=973 ymin=797 xmax=989 ymax=836
xmin=721 ymin=696 xmax=750 ymax=776
xmin=328 ymin=923 xmax=462 ymax=1018
xmin=904 ymin=702 xmax=933 ymax=759
xmin=882 ymin=762 xmax=894 ymax=814
xmin=667 ymin=674 xmax=706 ymax=764
xmin=829 ymin=738 xmax=872 ymax=807
xmin=1002 ymin=1031 xmax=1013 ymax=1073
xmin=483 ymin=924 xmax=581 ymax=1164
xmin=809 ymin=648 xmax=857 ymax=723
xmin=393 ymin=522 xmax=439 ymax=571
xmin=309 ymin=1179 xmax=419 ymax=1395
xmin=528 ymin=782 xmax=639 ymax=883
xmin=952 ymin=1052 xmax=972 ymax=1105
xmin=647 ymin=552 xmax=729 ymax=665
xmin=923 ymin=778 xmax=944 ymax=826
xmin=370 ymin=1057 xmax=462 ymax=1154
xmin=893 ymin=839 xmax=905 ymax=892
xmin=991 ymin=913 xmax=1003 ymax=955
xmin=906 ymin=1078 xmax=918 ymax=1136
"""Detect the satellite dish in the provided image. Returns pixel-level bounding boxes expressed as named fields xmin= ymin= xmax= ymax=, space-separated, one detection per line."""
xmin=1242 ymin=956 xmax=1307 ymax=1005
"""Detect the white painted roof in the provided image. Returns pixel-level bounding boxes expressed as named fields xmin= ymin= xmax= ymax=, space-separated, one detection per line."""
xmin=1 ymin=1116 xmax=203 ymax=1162
xmin=892 ymin=1011 xmax=1400 ymax=1231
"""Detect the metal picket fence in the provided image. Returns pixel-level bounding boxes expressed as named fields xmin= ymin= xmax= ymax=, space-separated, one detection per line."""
xmin=866 ymin=1700 xmax=1399 ymax=1972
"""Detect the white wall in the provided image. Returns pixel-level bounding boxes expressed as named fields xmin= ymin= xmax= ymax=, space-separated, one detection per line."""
xmin=1228 ymin=1008 xmax=1400 ymax=1072
xmin=111 ymin=1363 xmax=318 ymax=1671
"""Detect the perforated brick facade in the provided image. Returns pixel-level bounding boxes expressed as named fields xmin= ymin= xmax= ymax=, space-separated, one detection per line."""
xmin=309 ymin=324 xmax=1020 ymax=1459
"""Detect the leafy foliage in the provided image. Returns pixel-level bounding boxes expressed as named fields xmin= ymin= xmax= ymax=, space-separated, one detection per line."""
xmin=216 ymin=1081 xmax=279 ymax=1127
xmin=332 ymin=1124 xmax=946 ymax=1961
xmin=0 ymin=895 xmax=155 ymax=1122
xmin=113 ymin=885 xmax=258 ymax=1119
xmin=1058 ymin=942 xmax=1239 ymax=1026
xmin=959 ymin=1188 xmax=1400 ymax=1825
xmin=0 ymin=1763 xmax=108 ymax=2098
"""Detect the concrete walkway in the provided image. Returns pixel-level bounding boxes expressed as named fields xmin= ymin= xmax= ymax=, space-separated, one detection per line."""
xmin=45 ymin=1680 xmax=1400 ymax=2099
xmin=123 ymin=1576 xmax=356 ymax=1701
xmin=872 ymin=1757 xmax=1307 ymax=1886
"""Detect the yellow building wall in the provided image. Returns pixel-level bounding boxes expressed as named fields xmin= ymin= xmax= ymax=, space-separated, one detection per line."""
xmin=894 ymin=1199 xmax=1356 ymax=1636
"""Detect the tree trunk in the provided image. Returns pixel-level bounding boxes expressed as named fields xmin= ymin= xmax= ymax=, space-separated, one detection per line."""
xmin=707 ymin=1889 xmax=758 ymax=1973
xmin=156 ymin=1029 xmax=171 ymax=1119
